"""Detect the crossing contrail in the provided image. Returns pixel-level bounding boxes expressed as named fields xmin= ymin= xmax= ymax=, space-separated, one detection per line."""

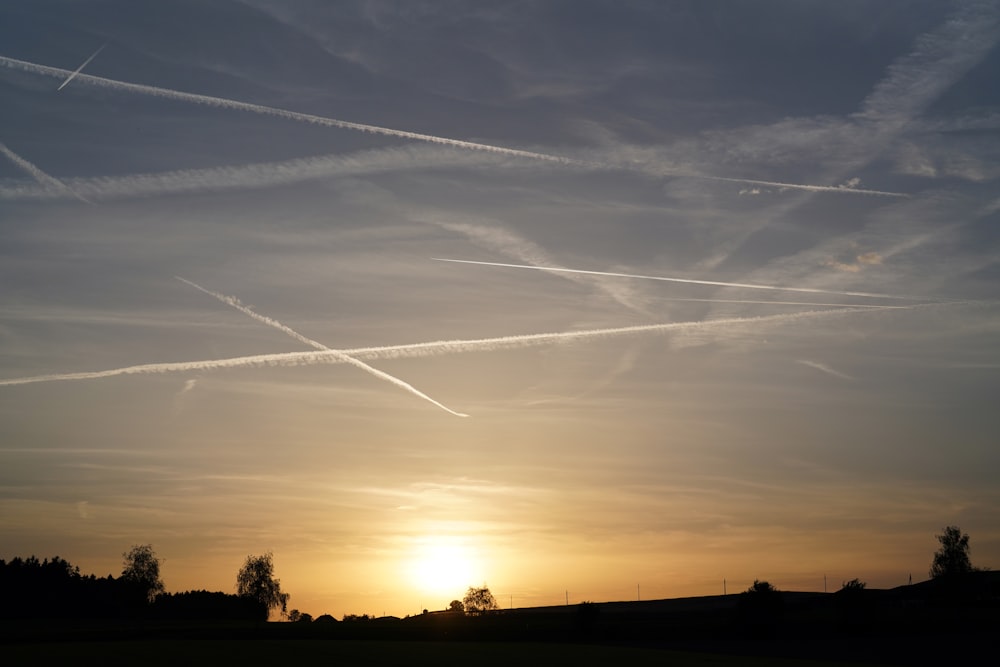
xmin=432 ymin=258 xmax=923 ymax=300
xmin=0 ymin=141 xmax=90 ymax=203
xmin=0 ymin=305 xmax=911 ymax=388
xmin=176 ymin=277 xmax=468 ymax=417
xmin=57 ymin=43 xmax=106 ymax=91
xmin=0 ymin=54 xmax=910 ymax=197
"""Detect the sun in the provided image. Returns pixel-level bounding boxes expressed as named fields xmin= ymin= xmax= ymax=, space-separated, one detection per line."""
xmin=408 ymin=538 xmax=479 ymax=597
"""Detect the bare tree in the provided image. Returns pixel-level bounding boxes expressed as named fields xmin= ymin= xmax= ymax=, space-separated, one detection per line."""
xmin=236 ymin=552 xmax=289 ymax=620
xmin=930 ymin=525 xmax=974 ymax=577
xmin=121 ymin=544 xmax=165 ymax=603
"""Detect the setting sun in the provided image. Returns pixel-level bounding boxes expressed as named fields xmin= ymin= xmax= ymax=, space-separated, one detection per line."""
xmin=408 ymin=538 xmax=480 ymax=598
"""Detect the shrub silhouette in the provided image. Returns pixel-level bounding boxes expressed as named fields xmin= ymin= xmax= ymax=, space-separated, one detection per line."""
xmin=736 ymin=580 xmax=784 ymax=637
xmin=835 ymin=579 xmax=871 ymax=631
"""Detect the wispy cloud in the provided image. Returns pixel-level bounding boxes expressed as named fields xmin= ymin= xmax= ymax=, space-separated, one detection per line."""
xmin=643 ymin=2 xmax=1000 ymax=273
xmin=853 ymin=1 xmax=1000 ymax=129
xmin=171 ymin=378 xmax=199 ymax=415
xmin=176 ymin=277 xmax=469 ymax=417
xmin=824 ymin=250 xmax=884 ymax=274
xmin=421 ymin=216 xmax=649 ymax=313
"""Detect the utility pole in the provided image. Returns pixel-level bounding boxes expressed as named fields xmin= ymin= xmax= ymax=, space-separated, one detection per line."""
xmin=724 ymin=579 xmax=727 ymax=595
xmin=637 ymin=583 xmax=640 ymax=601
xmin=824 ymin=574 xmax=827 ymax=593
xmin=565 ymin=590 xmax=568 ymax=606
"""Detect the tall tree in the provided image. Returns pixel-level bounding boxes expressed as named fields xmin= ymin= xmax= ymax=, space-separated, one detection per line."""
xmin=930 ymin=525 xmax=974 ymax=577
xmin=236 ymin=552 xmax=289 ymax=620
xmin=121 ymin=544 xmax=165 ymax=603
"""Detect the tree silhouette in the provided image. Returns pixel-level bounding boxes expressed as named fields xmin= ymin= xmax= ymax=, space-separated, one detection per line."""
xmin=930 ymin=525 xmax=973 ymax=578
xmin=840 ymin=578 xmax=866 ymax=592
xmin=463 ymin=586 xmax=499 ymax=616
xmin=288 ymin=608 xmax=314 ymax=623
xmin=121 ymin=544 xmax=165 ymax=603
xmin=236 ymin=551 xmax=289 ymax=620
xmin=448 ymin=599 xmax=464 ymax=613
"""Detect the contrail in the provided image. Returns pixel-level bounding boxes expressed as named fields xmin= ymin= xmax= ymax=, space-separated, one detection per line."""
xmin=796 ymin=359 xmax=854 ymax=380
xmin=699 ymin=175 xmax=909 ymax=198
xmin=0 ymin=54 xmax=909 ymax=197
xmin=0 ymin=306 xmax=912 ymax=388
xmin=57 ymin=43 xmax=106 ymax=91
xmin=0 ymin=144 xmax=500 ymax=202
xmin=176 ymin=277 xmax=468 ymax=418
xmin=0 ymin=55 xmax=571 ymax=165
xmin=0 ymin=141 xmax=90 ymax=203
xmin=420 ymin=216 xmax=647 ymax=313
xmin=432 ymin=258 xmax=921 ymax=300
xmin=650 ymin=297 xmax=907 ymax=309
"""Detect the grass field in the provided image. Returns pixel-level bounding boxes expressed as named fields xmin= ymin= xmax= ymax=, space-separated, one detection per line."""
xmin=2 ymin=639 xmax=882 ymax=666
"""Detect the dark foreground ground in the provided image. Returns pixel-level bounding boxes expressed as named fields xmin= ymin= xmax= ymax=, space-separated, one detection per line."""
xmin=2 ymin=618 xmax=991 ymax=667
xmin=2 ymin=638 xmax=884 ymax=667
xmin=3 ymin=574 xmax=995 ymax=666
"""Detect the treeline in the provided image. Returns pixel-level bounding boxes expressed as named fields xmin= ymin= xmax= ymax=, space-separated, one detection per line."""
xmin=0 ymin=555 xmax=259 ymax=621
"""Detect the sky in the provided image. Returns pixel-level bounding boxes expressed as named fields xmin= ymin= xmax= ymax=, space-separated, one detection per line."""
xmin=1 ymin=0 xmax=999 ymax=619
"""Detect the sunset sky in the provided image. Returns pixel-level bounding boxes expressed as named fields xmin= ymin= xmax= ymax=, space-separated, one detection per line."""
xmin=1 ymin=1 xmax=999 ymax=619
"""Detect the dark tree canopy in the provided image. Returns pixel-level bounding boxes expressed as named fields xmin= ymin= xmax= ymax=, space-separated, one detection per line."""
xmin=0 ymin=555 xmax=142 ymax=619
xmin=150 ymin=590 xmax=260 ymax=621
xmin=930 ymin=525 xmax=974 ymax=578
xmin=463 ymin=585 xmax=499 ymax=616
xmin=840 ymin=578 xmax=866 ymax=592
xmin=236 ymin=551 xmax=289 ymax=620
xmin=121 ymin=544 xmax=165 ymax=603
xmin=448 ymin=599 xmax=464 ymax=613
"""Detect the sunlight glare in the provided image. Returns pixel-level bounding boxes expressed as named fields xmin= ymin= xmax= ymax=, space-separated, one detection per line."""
xmin=408 ymin=538 xmax=479 ymax=597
